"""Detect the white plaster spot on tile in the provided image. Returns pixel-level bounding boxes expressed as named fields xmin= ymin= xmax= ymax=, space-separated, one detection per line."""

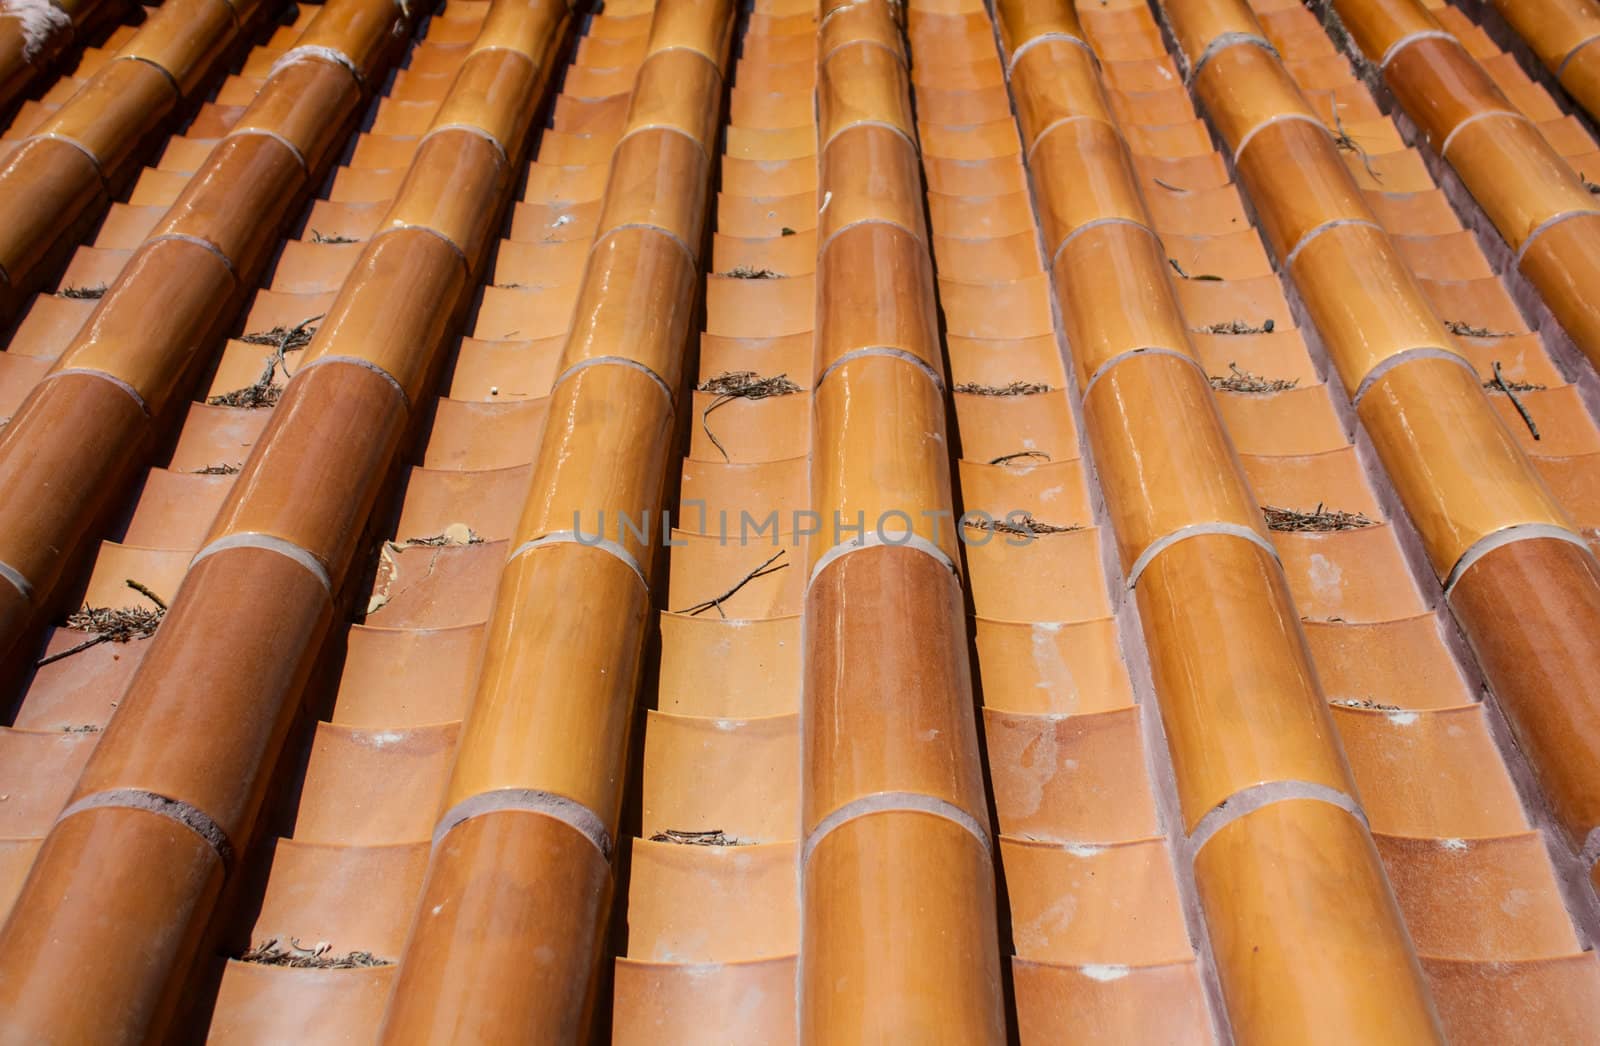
xmin=1439 ymin=837 xmax=1468 ymax=852
xmin=1387 ymin=711 xmax=1419 ymax=726
xmin=365 ymin=730 xmax=405 ymax=747
xmin=1080 ymin=964 xmax=1130 ymax=982
xmin=1065 ymin=843 xmax=1103 ymax=857
xmin=1308 ymin=553 xmax=1343 ymax=609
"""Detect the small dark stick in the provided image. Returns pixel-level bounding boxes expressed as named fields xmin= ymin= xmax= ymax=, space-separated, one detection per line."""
xmin=1491 ymin=360 xmax=1541 ymax=441
xmin=677 ymin=550 xmax=789 ymax=619
xmin=988 ymin=450 xmax=1052 ymax=466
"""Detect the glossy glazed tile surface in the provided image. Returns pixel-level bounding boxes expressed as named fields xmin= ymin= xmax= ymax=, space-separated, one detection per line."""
xmin=2 ymin=0 xmax=1600 ymax=1040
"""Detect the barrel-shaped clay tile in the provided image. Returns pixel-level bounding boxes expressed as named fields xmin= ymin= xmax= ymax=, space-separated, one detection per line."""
xmin=1287 ymin=221 xmax=1459 ymax=393
xmin=115 ymin=0 xmax=237 ymax=93
xmin=1442 ymin=112 xmax=1599 ymax=248
xmin=1083 ymin=353 xmax=1267 ymax=573
xmin=819 ymin=124 xmax=924 ymax=241
xmin=1560 ymin=39 xmax=1600 ymax=119
xmin=819 ymin=0 xmax=904 ymax=62
xmin=150 ymin=133 xmax=306 ymax=278
xmin=1492 ymin=0 xmax=1600 ymax=72
xmin=54 ymin=237 xmax=237 ymax=412
xmin=0 ymin=805 xmax=226 ymax=1042
xmin=815 ymin=221 xmax=940 ymax=376
xmin=378 ymin=809 xmax=612 ymax=1043
xmin=382 ymin=138 xmax=513 ymax=264
xmin=1161 ymin=0 xmax=1267 ymax=67
xmin=513 ymin=363 xmax=675 ymax=569
xmin=1135 ymin=534 xmax=1355 ymax=829
xmin=1516 ymin=212 xmax=1600 ymax=369
xmin=1230 ymin=117 xmax=1373 ymax=260
xmin=818 ymin=40 xmax=915 ymax=147
xmin=288 ymin=0 xmax=409 ymax=85
xmin=1356 ymin=356 xmax=1571 ymax=577
xmin=36 ymin=58 xmax=177 ymax=176
xmin=1029 ymin=119 xmax=1147 ymax=255
xmin=1009 ymin=38 xmax=1110 ymax=144
xmin=994 ymin=0 xmax=1085 ymax=58
xmin=595 ymin=127 xmax=713 ymax=251
xmin=67 ymin=545 xmax=334 ymax=843
xmin=228 ymin=52 xmax=365 ymax=172
xmin=444 ymin=542 xmax=648 ymax=830
xmin=625 ymin=48 xmax=725 ymax=154
xmin=1194 ymin=41 xmax=1321 ymax=156
xmin=1449 ymin=536 xmax=1600 ymax=846
xmin=470 ymin=0 xmax=571 ymax=58
xmin=301 ymin=224 xmax=469 ymax=395
xmin=202 ymin=363 xmax=409 ymax=576
xmin=1330 ymin=0 xmax=1441 ymax=63
xmin=809 ymin=355 xmax=958 ymax=564
xmin=641 ymin=0 xmax=734 ymax=65
xmin=1051 ymin=222 xmax=1193 ymax=387
xmin=803 ymin=545 xmax=986 ymax=833
xmin=802 ymin=810 xmax=1004 ymax=1044
xmin=425 ymin=49 xmax=543 ymax=161
xmin=1193 ymin=799 xmax=1442 ymax=1043
xmin=0 ymin=137 xmax=104 ymax=287
xmin=1384 ymin=36 xmax=1518 ymax=148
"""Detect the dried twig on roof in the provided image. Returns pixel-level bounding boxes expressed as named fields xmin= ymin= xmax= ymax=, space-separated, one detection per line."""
xmin=988 ymin=450 xmax=1051 ymax=466
xmin=193 ymin=462 xmax=242 ymax=475
xmin=676 ymin=550 xmax=788 ymax=619
xmin=240 ymin=938 xmax=390 ymax=969
xmin=1488 ymin=360 xmax=1541 ymax=441
xmin=1445 ymin=319 xmax=1512 ymax=338
xmin=392 ymin=525 xmax=483 ymax=549
xmin=650 ymin=829 xmax=746 ymax=846
xmin=58 ymin=284 xmax=106 ymax=300
xmin=310 ymin=229 xmax=360 ymax=244
xmin=725 ymin=265 xmax=781 ymax=279
xmin=953 ymin=380 xmax=1049 ymax=396
xmin=1262 ymin=504 xmax=1378 ymax=532
xmin=696 ymin=371 xmax=802 ymax=461
xmin=1209 ymin=363 xmax=1298 ymax=393
xmin=209 ymin=314 xmax=323 ymax=409
xmin=1330 ymin=102 xmax=1382 ymax=184
xmin=962 ymin=512 xmax=1083 ymax=537
xmin=1198 ymin=318 xmax=1274 ymax=335
xmin=1331 ymin=697 xmax=1402 ymax=711
xmin=36 ymin=579 xmax=167 ymax=666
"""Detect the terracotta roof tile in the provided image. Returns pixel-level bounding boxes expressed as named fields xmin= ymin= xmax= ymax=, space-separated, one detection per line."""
xmin=3 ymin=0 xmax=1600 ymax=1037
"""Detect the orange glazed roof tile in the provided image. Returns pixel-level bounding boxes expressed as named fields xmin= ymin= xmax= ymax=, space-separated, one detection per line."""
xmin=3 ymin=0 xmax=1600 ymax=1039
